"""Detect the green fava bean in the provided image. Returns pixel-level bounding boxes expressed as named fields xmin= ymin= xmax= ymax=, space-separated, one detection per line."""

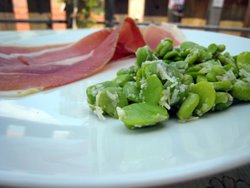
xmin=96 ymin=87 xmax=128 ymax=118
xmin=217 ymin=44 xmax=226 ymax=52
xmin=211 ymin=65 xmax=226 ymax=76
xmin=183 ymin=74 xmax=194 ymax=85
xmin=113 ymin=74 xmax=134 ymax=87
xmin=156 ymin=38 xmax=173 ymax=58
xmin=196 ymin=75 xmax=207 ymax=83
xmin=86 ymin=81 xmax=119 ymax=105
xmin=206 ymin=72 xmax=217 ymax=82
xmin=236 ymin=52 xmax=250 ymax=81
xmin=177 ymin=92 xmax=200 ymax=121
xmin=185 ymin=49 xmax=200 ymax=64
xmin=231 ymin=80 xmax=250 ymax=101
xmin=236 ymin=52 xmax=250 ymax=72
xmin=135 ymin=46 xmax=156 ymax=67
xmin=214 ymin=92 xmax=233 ymax=111
xmin=170 ymin=61 xmax=188 ymax=71
xmin=141 ymin=75 xmax=163 ymax=104
xmin=191 ymin=81 xmax=216 ymax=116
xmin=211 ymin=80 xmax=232 ymax=91
xmin=208 ymin=43 xmax=218 ymax=54
xmin=117 ymin=65 xmax=137 ymax=76
xmin=180 ymin=41 xmax=198 ymax=50
xmin=141 ymin=61 xmax=158 ymax=78
xmin=163 ymin=50 xmax=179 ymax=60
xmin=123 ymin=81 xmax=140 ymax=102
xmin=186 ymin=65 xmax=203 ymax=73
xmin=215 ymin=92 xmax=229 ymax=103
xmin=117 ymin=103 xmax=169 ymax=129
xmin=218 ymin=54 xmax=238 ymax=75
xmin=135 ymin=68 xmax=143 ymax=86
xmin=197 ymin=48 xmax=212 ymax=62
xmin=218 ymin=54 xmax=234 ymax=65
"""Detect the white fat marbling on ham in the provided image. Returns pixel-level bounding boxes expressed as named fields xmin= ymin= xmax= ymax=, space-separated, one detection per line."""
xmin=0 ymin=44 xmax=71 ymax=59
xmin=50 ymin=50 xmax=94 ymax=66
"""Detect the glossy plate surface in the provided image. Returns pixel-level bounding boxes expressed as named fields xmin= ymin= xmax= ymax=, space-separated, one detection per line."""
xmin=0 ymin=29 xmax=250 ymax=188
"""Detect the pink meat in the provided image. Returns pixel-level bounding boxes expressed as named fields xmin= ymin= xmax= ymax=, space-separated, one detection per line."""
xmin=0 ymin=17 xmax=145 ymax=91
xmin=0 ymin=18 xmax=184 ymax=93
xmin=142 ymin=24 xmax=182 ymax=50
xmin=0 ymin=29 xmax=111 ymax=67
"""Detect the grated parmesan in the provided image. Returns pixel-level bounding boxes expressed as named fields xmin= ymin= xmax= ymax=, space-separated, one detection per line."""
xmin=170 ymin=88 xmax=179 ymax=105
xmin=116 ymin=107 xmax=126 ymax=120
xmin=159 ymin=89 xmax=171 ymax=110
xmin=157 ymin=63 xmax=176 ymax=83
xmin=239 ymin=69 xmax=250 ymax=82
xmin=93 ymin=105 xmax=105 ymax=120
xmin=216 ymin=69 xmax=236 ymax=81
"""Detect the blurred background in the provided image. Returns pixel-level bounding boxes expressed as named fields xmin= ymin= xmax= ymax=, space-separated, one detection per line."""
xmin=0 ymin=0 xmax=249 ymax=37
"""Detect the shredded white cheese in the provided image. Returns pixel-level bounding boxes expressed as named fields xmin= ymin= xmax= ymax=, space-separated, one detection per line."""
xmin=116 ymin=107 xmax=126 ymax=120
xmin=106 ymin=91 xmax=118 ymax=101
xmin=157 ymin=63 xmax=175 ymax=82
xmin=179 ymin=84 xmax=187 ymax=93
xmin=239 ymin=69 xmax=250 ymax=82
xmin=170 ymin=88 xmax=179 ymax=105
xmin=90 ymin=84 xmax=104 ymax=97
xmin=154 ymin=113 xmax=168 ymax=121
xmin=93 ymin=105 xmax=105 ymax=120
xmin=159 ymin=89 xmax=171 ymax=110
xmin=106 ymin=91 xmax=119 ymax=107
xmin=178 ymin=116 xmax=199 ymax=123
xmin=216 ymin=69 xmax=236 ymax=81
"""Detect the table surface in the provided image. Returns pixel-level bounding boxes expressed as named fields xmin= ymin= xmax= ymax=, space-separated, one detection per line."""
xmin=0 ymin=29 xmax=250 ymax=188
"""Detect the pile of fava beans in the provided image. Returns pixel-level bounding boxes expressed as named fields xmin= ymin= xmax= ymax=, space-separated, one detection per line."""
xmin=86 ymin=38 xmax=250 ymax=129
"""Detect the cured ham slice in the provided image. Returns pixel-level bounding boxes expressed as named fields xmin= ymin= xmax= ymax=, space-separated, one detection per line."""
xmin=0 ymin=17 xmax=185 ymax=96
xmin=141 ymin=23 xmax=186 ymax=50
xmin=0 ymin=17 xmax=145 ymax=95
xmin=0 ymin=29 xmax=112 ymax=67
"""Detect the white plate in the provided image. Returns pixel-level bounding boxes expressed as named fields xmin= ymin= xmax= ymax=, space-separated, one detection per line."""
xmin=0 ymin=29 xmax=250 ymax=188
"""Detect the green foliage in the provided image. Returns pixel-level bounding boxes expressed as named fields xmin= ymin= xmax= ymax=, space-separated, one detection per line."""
xmin=59 ymin=0 xmax=104 ymax=28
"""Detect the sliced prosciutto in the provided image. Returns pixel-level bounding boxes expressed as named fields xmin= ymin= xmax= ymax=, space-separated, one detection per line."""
xmin=141 ymin=23 xmax=186 ymax=50
xmin=0 ymin=18 xmax=145 ymax=94
xmin=0 ymin=29 xmax=112 ymax=67
xmin=0 ymin=17 xmax=185 ymax=96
